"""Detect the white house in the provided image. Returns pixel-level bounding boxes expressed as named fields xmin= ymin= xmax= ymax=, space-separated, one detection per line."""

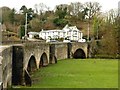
xmin=27 ymin=32 xmax=40 ymax=41
xmin=62 ymin=25 xmax=83 ymax=41
xmin=28 ymin=25 xmax=86 ymax=42
xmin=28 ymin=32 xmax=39 ymax=39
xmin=39 ymin=29 xmax=65 ymax=40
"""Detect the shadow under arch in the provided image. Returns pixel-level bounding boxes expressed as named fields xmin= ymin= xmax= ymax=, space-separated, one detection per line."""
xmin=24 ymin=55 xmax=37 ymax=86
xmin=27 ymin=55 xmax=37 ymax=73
xmin=50 ymin=55 xmax=57 ymax=64
xmin=39 ymin=52 xmax=48 ymax=68
xmin=73 ymin=48 xmax=86 ymax=59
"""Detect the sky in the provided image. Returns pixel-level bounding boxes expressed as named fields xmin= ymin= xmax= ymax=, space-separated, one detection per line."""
xmin=0 ymin=0 xmax=120 ymax=12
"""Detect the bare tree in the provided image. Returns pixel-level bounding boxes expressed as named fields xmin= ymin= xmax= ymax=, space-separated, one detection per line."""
xmin=34 ymin=4 xmax=38 ymax=14
xmin=104 ymin=9 xmax=118 ymax=24
xmin=34 ymin=3 xmax=50 ymax=15
xmin=68 ymin=2 xmax=83 ymax=16
xmin=83 ymin=2 xmax=101 ymax=20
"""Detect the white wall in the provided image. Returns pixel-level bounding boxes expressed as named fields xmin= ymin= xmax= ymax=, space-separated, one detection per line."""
xmin=29 ymin=34 xmax=34 ymax=39
xmin=38 ymin=25 xmax=85 ymax=42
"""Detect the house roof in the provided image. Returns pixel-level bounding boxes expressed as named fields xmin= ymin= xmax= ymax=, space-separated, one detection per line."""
xmin=28 ymin=32 xmax=39 ymax=35
xmin=40 ymin=29 xmax=65 ymax=33
xmin=62 ymin=24 xmax=80 ymax=32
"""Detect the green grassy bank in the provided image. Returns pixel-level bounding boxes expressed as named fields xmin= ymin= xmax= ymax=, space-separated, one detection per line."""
xmin=30 ymin=59 xmax=118 ymax=88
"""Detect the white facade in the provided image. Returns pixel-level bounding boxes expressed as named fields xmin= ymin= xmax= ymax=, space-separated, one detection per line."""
xmin=28 ymin=32 xmax=39 ymax=39
xmin=62 ymin=25 xmax=83 ymax=41
xmin=39 ymin=29 xmax=65 ymax=40
xmin=28 ymin=25 xmax=86 ymax=42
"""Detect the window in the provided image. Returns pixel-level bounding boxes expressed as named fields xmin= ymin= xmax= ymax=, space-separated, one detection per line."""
xmin=73 ymin=30 xmax=77 ymax=35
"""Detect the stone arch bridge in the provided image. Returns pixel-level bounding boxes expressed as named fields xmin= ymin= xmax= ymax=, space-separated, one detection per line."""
xmin=0 ymin=41 xmax=88 ymax=88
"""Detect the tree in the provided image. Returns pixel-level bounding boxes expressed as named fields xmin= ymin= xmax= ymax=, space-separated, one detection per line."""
xmin=92 ymin=16 xmax=103 ymax=39
xmin=114 ymin=13 xmax=120 ymax=58
xmin=18 ymin=25 xmax=25 ymax=39
xmin=53 ymin=18 xmax=68 ymax=27
xmin=34 ymin=3 xmax=50 ymax=15
xmin=83 ymin=2 xmax=101 ymax=20
xmin=27 ymin=8 xmax=34 ymax=21
xmin=117 ymin=17 xmax=120 ymax=58
xmin=1 ymin=7 xmax=17 ymax=32
xmin=96 ymin=9 xmax=118 ymax=58
xmin=20 ymin=5 xmax=34 ymax=22
xmin=80 ymin=2 xmax=101 ymax=41
xmin=68 ymin=2 xmax=83 ymax=16
xmin=14 ymin=14 xmax=25 ymax=25
xmin=29 ymin=18 xmax=41 ymax=32
xmin=81 ymin=7 xmax=89 ymax=20
xmin=55 ymin=4 xmax=68 ymax=19
xmin=53 ymin=4 xmax=68 ymax=27
xmin=0 ymin=8 xmax=2 ymax=23
xmin=9 ymin=8 xmax=15 ymax=24
xmin=104 ymin=9 xmax=117 ymax=24
xmin=1 ymin=6 xmax=12 ymax=23
xmin=20 ymin=5 xmax=27 ymax=14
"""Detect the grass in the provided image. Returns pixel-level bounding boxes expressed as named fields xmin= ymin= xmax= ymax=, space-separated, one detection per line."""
xmin=28 ymin=59 xmax=118 ymax=88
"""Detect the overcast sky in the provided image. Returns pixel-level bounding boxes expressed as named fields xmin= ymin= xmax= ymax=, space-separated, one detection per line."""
xmin=0 ymin=0 xmax=120 ymax=12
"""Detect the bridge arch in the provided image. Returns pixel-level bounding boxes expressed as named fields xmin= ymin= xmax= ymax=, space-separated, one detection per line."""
xmin=50 ymin=55 xmax=57 ymax=64
xmin=73 ymin=48 xmax=86 ymax=59
xmin=27 ymin=55 xmax=37 ymax=73
xmin=24 ymin=55 xmax=37 ymax=86
xmin=39 ymin=52 xmax=48 ymax=68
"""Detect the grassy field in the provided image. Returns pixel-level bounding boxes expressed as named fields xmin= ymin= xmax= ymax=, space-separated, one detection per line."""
xmin=29 ymin=59 xmax=118 ymax=88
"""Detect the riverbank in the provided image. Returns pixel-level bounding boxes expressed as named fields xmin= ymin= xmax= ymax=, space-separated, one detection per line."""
xmin=29 ymin=59 xmax=118 ymax=88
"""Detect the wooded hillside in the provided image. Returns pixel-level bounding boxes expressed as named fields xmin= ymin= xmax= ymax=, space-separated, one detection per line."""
xmin=1 ymin=1 xmax=120 ymax=58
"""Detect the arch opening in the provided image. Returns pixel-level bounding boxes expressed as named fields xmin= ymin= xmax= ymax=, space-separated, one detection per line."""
xmin=73 ymin=48 xmax=86 ymax=59
xmin=24 ymin=55 xmax=37 ymax=86
xmin=49 ymin=45 xmax=57 ymax=64
xmin=53 ymin=56 xmax=57 ymax=63
xmin=27 ymin=55 xmax=37 ymax=73
xmin=50 ymin=55 xmax=57 ymax=64
xmin=39 ymin=53 xmax=48 ymax=68
xmin=24 ymin=69 xmax=32 ymax=86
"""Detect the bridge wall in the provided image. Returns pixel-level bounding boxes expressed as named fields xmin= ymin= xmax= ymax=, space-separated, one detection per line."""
xmin=0 ymin=46 xmax=12 ymax=89
xmin=50 ymin=43 xmax=68 ymax=61
xmin=11 ymin=43 xmax=50 ymax=85
xmin=12 ymin=44 xmax=24 ymax=85
xmin=23 ymin=42 xmax=49 ymax=69
xmin=0 ymin=42 xmax=88 ymax=88
xmin=68 ymin=42 xmax=88 ymax=58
